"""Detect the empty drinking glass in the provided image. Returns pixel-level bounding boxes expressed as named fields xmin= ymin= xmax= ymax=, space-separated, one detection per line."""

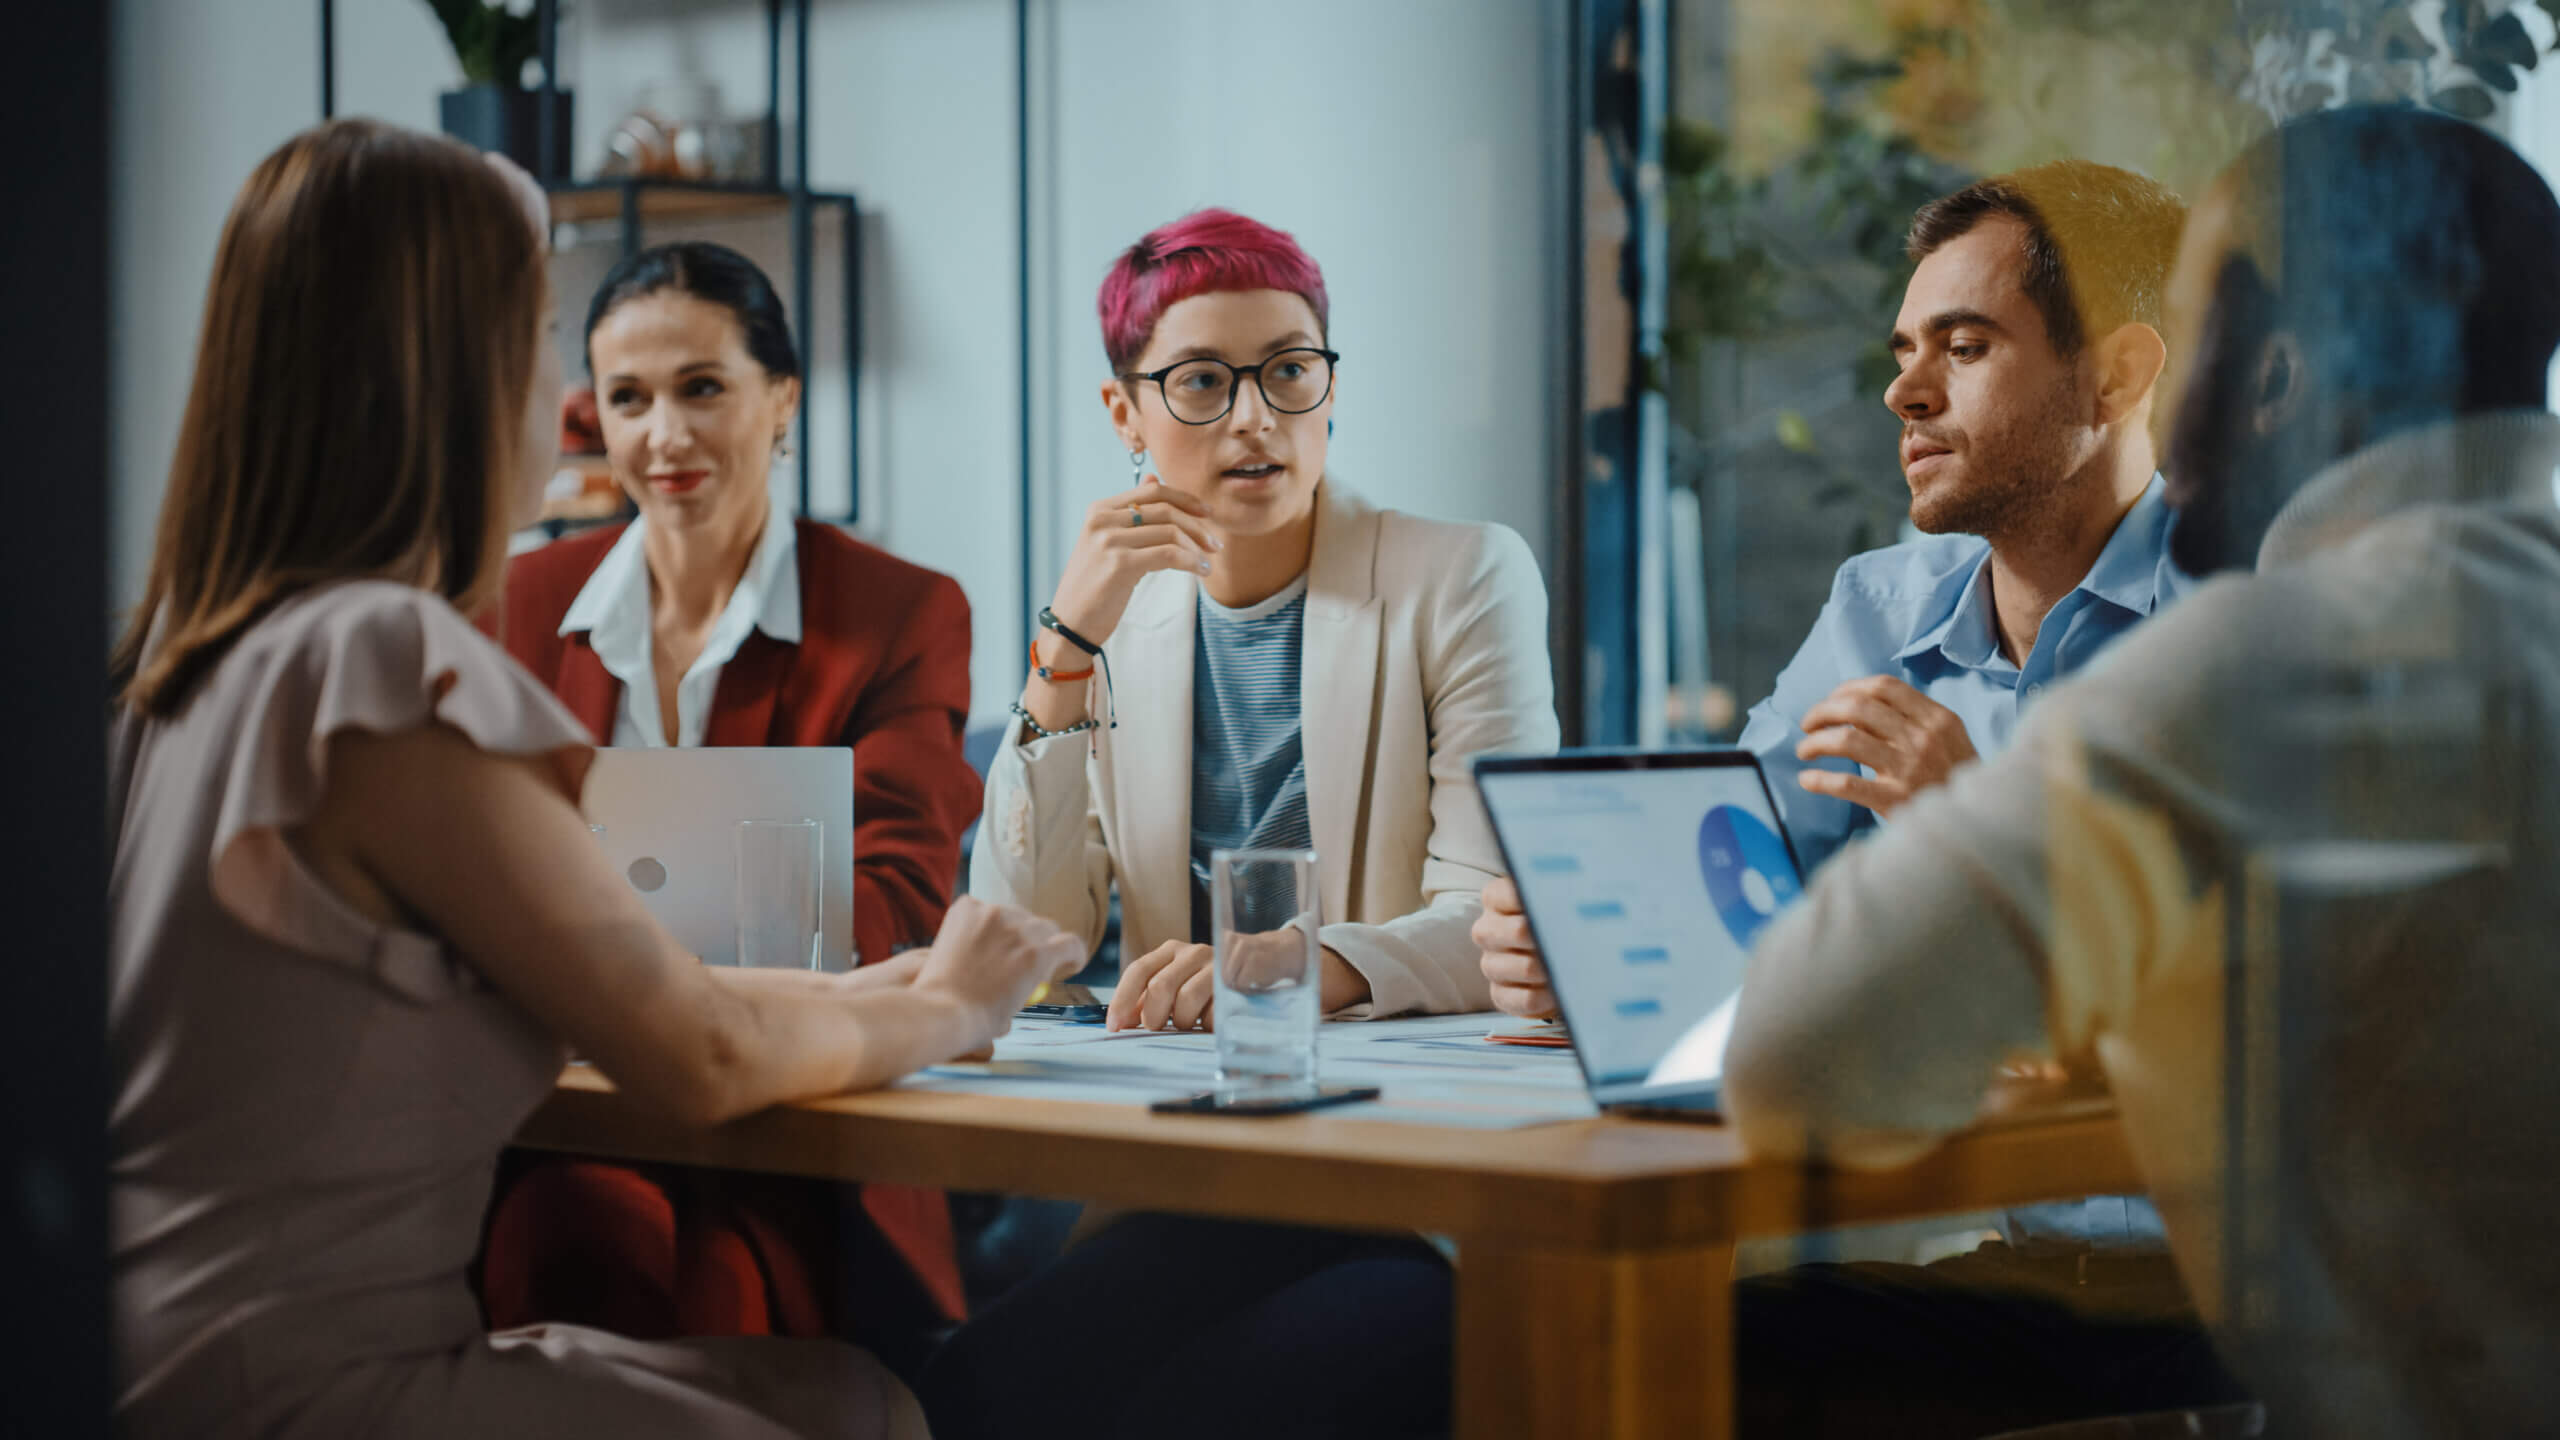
xmin=733 ymin=818 xmax=821 ymax=970
xmin=1211 ymin=848 xmax=1322 ymax=1096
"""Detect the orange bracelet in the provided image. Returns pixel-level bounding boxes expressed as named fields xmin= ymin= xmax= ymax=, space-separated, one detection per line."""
xmin=1030 ymin=642 xmax=1096 ymax=684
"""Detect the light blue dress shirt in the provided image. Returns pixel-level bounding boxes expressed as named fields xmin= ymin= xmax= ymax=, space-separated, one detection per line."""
xmin=1737 ymin=477 xmax=2191 ymax=1255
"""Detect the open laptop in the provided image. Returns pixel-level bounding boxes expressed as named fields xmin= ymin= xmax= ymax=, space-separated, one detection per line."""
xmin=581 ymin=747 xmax=857 ymax=971
xmin=1473 ymin=749 xmax=1807 ymax=1118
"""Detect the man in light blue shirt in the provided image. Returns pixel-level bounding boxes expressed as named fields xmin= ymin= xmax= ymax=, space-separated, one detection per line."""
xmin=1745 ymin=476 xmax=2190 ymax=880
xmin=1482 ymin=161 xmax=2246 ymax=1435
xmin=1728 ymin=108 xmax=2560 ymax=1437
xmin=1740 ymin=436 xmax=2187 ymax=1268
xmin=1736 ymin=163 xmax=2194 ymax=1270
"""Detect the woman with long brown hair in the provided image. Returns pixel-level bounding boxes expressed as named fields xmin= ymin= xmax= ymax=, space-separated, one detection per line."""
xmin=106 ymin=118 xmax=1078 ymax=1438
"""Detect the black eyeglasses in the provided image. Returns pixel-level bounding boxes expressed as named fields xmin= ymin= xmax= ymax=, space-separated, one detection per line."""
xmin=1119 ymin=347 xmax=1341 ymax=425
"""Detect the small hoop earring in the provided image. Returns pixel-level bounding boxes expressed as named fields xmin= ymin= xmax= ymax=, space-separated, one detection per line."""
xmin=775 ymin=429 xmax=792 ymax=459
xmin=1129 ymin=448 xmax=1148 ymax=481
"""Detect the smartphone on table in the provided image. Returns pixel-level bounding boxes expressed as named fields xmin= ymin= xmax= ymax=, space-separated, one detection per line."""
xmin=1018 ymin=981 xmax=1108 ymax=1023
xmin=1149 ymin=1085 xmax=1380 ymax=1117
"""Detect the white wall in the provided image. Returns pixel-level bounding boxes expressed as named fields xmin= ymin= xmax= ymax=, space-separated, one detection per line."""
xmin=112 ymin=0 xmax=309 ymax=607
xmin=109 ymin=0 xmax=1557 ymax=719
xmin=109 ymin=0 xmax=462 ymax=606
xmin=1028 ymin=0 xmax=1556 ymax=641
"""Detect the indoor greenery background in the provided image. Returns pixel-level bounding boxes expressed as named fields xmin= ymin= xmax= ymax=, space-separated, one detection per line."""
xmin=425 ymin=0 xmax=542 ymax=89
xmin=1661 ymin=0 xmax=2560 ymax=734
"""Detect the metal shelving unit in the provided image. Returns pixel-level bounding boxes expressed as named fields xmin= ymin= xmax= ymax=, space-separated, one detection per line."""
xmin=320 ymin=0 xmax=860 ymax=524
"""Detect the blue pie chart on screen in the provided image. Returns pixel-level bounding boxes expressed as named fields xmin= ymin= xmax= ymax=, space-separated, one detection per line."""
xmin=1698 ymin=805 xmax=1802 ymax=950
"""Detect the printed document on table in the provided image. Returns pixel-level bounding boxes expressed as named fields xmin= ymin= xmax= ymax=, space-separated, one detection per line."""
xmin=894 ymin=1014 xmax=1595 ymax=1127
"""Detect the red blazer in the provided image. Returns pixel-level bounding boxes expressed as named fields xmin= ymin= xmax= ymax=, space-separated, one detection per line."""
xmin=489 ymin=518 xmax=980 ymax=1323
xmin=495 ymin=517 xmax=982 ymax=970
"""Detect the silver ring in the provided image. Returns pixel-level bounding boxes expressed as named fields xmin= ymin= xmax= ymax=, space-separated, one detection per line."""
xmin=1128 ymin=506 xmax=1145 ymax=528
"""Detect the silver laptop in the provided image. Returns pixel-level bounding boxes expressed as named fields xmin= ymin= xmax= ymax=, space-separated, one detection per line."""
xmin=582 ymin=747 xmax=857 ymax=971
xmin=1473 ymin=749 xmax=1807 ymax=1117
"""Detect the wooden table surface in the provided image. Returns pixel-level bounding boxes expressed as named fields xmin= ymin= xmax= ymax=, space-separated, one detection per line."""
xmin=521 ymin=1069 xmax=2139 ymax=1439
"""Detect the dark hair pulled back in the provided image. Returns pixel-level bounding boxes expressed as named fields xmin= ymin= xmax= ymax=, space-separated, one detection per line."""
xmin=584 ymin=240 xmax=800 ymax=380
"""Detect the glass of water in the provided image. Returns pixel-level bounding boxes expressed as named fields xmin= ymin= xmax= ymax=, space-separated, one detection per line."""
xmin=733 ymin=818 xmax=822 ymax=970
xmin=1211 ymin=848 xmax=1322 ymax=1097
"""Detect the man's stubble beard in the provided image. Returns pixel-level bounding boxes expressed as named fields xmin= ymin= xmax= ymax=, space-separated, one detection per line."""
xmin=1907 ymin=369 xmax=2090 ymax=543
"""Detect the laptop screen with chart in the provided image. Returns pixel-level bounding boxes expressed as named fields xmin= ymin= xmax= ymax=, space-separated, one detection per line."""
xmin=1474 ymin=751 xmax=1806 ymax=1108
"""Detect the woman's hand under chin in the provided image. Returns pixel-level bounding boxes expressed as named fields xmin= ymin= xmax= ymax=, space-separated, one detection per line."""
xmin=1043 ymin=476 xmax=1224 ymax=648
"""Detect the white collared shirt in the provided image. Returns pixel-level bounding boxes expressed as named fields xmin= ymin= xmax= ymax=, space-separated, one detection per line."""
xmin=558 ymin=512 xmax=801 ymax=748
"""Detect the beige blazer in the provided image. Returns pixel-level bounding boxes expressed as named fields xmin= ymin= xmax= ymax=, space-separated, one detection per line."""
xmin=971 ymin=481 xmax=1559 ymax=1017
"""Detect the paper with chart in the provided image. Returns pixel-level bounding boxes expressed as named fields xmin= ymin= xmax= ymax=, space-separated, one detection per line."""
xmin=894 ymin=1011 xmax=1598 ymax=1129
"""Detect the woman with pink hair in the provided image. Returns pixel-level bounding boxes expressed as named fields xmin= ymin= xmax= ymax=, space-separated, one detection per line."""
xmin=935 ymin=209 xmax=1557 ymax=1439
xmin=971 ymin=206 xmax=1558 ymax=1031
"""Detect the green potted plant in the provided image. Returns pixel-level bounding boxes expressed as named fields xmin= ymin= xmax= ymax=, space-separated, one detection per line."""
xmin=427 ymin=0 xmax=572 ymax=178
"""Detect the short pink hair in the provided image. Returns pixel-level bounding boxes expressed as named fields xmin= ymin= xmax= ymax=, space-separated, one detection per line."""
xmin=1097 ymin=208 xmax=1330 ymax=373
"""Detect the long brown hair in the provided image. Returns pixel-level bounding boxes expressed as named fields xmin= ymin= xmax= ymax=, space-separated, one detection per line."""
xmin=112 ymin=118 xmax=546 ymax=715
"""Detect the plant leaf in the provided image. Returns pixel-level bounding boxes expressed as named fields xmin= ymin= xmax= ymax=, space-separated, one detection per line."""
xmin=2432 ymin=83 xmax=2500 ymax=119
xmin=424 ymin=0 xmax=479 ymax=46
xmin=2473 ymin=58 xmax=2520 ymax=91
xmin=1663 ymin=118 xmax=1726 ymax=179
xmin=2472 ymin=11 xmax=2540 ymax=70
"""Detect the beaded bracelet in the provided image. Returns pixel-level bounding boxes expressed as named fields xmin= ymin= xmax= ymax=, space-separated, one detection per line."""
xmin=1033 ymin=605 xmax=1117 ymax=732
xmin=1010 ymin=700 xmax=1101 ymax=741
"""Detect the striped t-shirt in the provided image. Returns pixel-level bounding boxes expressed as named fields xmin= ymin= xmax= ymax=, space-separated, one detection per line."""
xmin=1188 ymin=574 xmax=1314 ymax=942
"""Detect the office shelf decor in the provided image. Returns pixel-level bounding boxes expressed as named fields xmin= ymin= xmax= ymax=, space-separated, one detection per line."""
xmin=334 ymin=0 xmax=861 ymax=526
xmin=424 ymin=0 xmax=574 ymax=177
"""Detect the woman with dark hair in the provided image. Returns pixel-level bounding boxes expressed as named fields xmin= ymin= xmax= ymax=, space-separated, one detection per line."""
xmin=482 ymin=241 xmax=986 ymax=1353
xmin=107 ymin=119 xmax=1081 ymax=1438
xmin=497 ymin=240 xmax=980 ymax=966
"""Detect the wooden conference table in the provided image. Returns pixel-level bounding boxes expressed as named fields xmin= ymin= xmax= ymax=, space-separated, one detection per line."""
xmin=520 ymin=1069 xmax=2138 ymax=1440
